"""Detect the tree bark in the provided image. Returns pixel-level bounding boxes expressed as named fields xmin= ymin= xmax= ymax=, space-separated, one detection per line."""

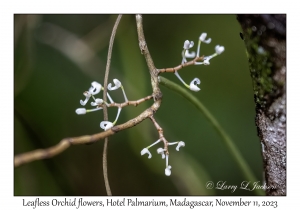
xmin=237 ymin=14 xmax=286 ymax=196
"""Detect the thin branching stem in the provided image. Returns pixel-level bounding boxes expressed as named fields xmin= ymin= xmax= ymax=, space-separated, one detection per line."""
xmin=149 ymin=115 xmax=168 ymax=153
xmin=158 ymin=56 xmax=204 ymax=73
xmin=107 ymin=95 xmax=153 ymax=108
xmin=14 ymin=104 xmax=156 ymax=167
xmin=102 ymin=14 xmax=122 ymax=196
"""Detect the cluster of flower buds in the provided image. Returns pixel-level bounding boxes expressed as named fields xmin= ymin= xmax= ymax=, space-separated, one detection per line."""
xmin=175 ymin=32 xmax=225 ymax=92
xmin=75 ymin=79 xmax=128 ymax=130
xmin=141 ymin=139 xmax=185 ymax=176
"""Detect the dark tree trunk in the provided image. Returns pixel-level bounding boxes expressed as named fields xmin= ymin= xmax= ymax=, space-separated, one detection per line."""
xmin=237 ymin=14 xmax=286 ymax=196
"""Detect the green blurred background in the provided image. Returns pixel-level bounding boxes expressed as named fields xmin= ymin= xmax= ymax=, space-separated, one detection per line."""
xmin=14 ymin=14 xmax=263 ymax=196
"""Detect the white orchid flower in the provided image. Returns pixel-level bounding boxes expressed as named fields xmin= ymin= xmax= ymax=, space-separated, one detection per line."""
xmin=183 ymin=40 xmax=194 ymax=50
xmin=107 ymin=79 xmax=128 ymax=102
xmin=141 ymin=148 xmax=152 ymax=159
xmin=100 ymin=121 xmax=114 ymax=131
xmin=182 ymin=40 xmax=195 ymax=63
xmin=108 ymin=79 xmax=122 ymax=91
xmin=199 ymin=45 xmax=225 ymax=66
xmin=189 ymin=78 xmax=201 ymax=92
xmin=91 ymin=98 xmax=104 ymax=106
xmin=89 ymin=81 xmax=102 ymax=95
xmin=196 ymin=32 xmax=212 ymax=57
xmin=157 ymin=148 xmax=166 ymax=159
xmin=215 ymin=45 xmax=225 ymax=55
xmin=185 ymin=50 xmax=196 ymax=58
xmin=168 ymin=141 xmax=186 ymax=151
xmin=80 ymin=82 xmax=102 ymax=105
xmin=141 ymin=139 xmax=161 ymax=159
xmin=99 ymin=108 xmax=121 ymax=131
xmin=165 ymin=165 xmax=172 ymax=176
xmin=80 ymin=91 xmax=92 ymax=106
xmin=176 ymin=141 xmax=185 ymax=151
xmin=174 ymin=71 xmax=201 ymax=92
xmin=195 ymin=45 xmax=225 ymax=65
xmin=199 ymin=33 xmax=212 ymax=44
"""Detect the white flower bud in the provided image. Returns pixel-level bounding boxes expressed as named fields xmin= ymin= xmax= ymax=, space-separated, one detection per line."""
xmin=215 ymin=45 xmax=225 ymax=54
xmin=75 ymin=108 xmax=86 ymax=115
xmin=165 ymin=165 xmax=172 ymax=176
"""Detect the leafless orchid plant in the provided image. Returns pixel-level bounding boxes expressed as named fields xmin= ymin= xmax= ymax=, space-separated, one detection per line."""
xmin=74 ymin=28 xmax=224 ymax=176
xmin=14 ymin=15 xmax=225 ymax=195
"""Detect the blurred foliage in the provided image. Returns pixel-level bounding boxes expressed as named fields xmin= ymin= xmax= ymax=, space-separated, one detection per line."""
xmin=14 ymin=14 xmax=263 ymax=196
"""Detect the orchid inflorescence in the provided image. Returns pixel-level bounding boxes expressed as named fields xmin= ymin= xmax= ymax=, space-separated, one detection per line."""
xmin=138 ymin=115 xmax=187 ymax=176
xmin=75 ymin=32 xmax=224 ymax=177
xmin=141 ymin=138 xmax=185 ymax=176
xmin=159 ymin=32 xmax=225 ymax=92
xmin=75 ymin=79 xmax=127 ymax=131
xmin=75 ymin=79 xmax=186 ymax=176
